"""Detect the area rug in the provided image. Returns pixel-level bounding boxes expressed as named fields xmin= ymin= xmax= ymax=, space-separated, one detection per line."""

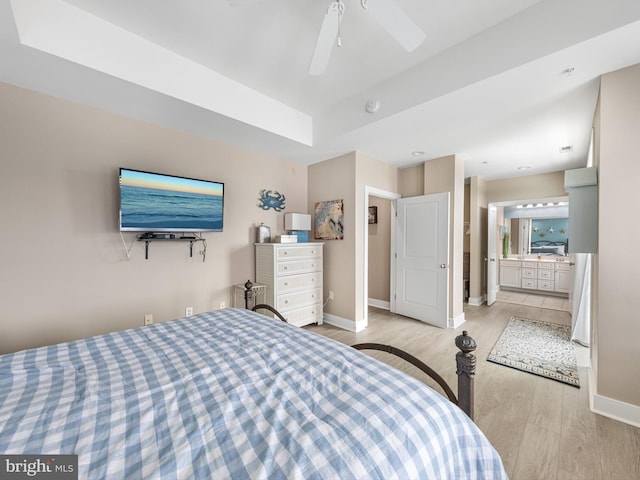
xmin=487 ymin=316 xmax=579 ymax=387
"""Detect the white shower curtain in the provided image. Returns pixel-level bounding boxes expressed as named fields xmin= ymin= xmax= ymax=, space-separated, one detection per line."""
xmin=571 ymin=253 xmax=591 ymax=346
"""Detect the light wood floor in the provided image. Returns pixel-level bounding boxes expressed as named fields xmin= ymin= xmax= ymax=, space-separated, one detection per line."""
xmin=306 ymin=301 xmax=640 ymax=480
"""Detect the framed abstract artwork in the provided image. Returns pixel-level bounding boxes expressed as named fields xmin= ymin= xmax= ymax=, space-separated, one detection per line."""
xmin=314 ymin=199 xmax=344 ymax=240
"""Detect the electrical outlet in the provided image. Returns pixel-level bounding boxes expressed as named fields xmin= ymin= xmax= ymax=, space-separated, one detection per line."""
xmin=329 ymin=291 xmax=334 ymax=300
xmin=219 ymin=301 xmax=226 ymax=309
xmin=144 ymin=314 xmax=153 ymax=326
xmin=185 ymin=307 xmax=193 ymax=317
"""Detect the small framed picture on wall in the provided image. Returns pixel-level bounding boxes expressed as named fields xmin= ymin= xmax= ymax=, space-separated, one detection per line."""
xmin=368 ymin=206 xmax=378 ymax=224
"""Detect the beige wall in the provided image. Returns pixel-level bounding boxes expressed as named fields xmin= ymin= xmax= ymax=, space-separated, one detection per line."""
xmin=308 ymin=152 xmax=397 ymax=327
xmin=308 ymin=153 xmax=357 ymax=322
xmin=591 ymin=91 xmax=601 ymax=383
xmin=424 ymin=155 xmax=465 ymax=322
xmin=596 ymin=63 xmax=640 ymax=407
xmin=0 ymin=83 xmax=308 ymax=354
xmin=398 ymin=164 xmax=424 ymax=197
xmin=487 ymin=171 xmax=566 ymax=203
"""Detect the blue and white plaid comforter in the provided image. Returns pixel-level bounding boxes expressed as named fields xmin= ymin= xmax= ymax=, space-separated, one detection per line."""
xmin=0 ymin=308 xmax=507 ymax=479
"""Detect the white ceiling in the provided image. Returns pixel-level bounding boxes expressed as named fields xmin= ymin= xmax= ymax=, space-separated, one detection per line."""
xmin=2 ymin=0 xmax=640 ymax=180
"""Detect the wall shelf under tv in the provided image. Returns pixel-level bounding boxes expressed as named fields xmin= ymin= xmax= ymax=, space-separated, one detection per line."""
xmin=137 ymin=234 xmax=205 ymax=260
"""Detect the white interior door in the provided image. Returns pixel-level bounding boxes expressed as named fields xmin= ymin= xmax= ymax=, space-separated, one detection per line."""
xmin=487 ymin=204 xmax=497 ymax=306
xmin=392 ymin=193 xmax=449 ymax=328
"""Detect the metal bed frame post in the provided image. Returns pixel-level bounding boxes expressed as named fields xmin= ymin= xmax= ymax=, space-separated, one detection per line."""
xmin=455 ymin=331 xmax=477 ymax=420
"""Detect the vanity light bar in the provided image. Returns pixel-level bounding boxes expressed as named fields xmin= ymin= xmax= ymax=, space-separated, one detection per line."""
xmin=516 ymin=202 xmax=567 ymax=209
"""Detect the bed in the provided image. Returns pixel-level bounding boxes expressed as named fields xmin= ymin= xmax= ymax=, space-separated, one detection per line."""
xmin=530 ymin=240 xmax=567 ymax=256
xmin=0 ymin=308 xmax=507 ymax=479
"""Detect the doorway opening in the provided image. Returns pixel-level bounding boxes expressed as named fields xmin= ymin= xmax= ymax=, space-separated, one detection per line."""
xmin=363 ymin=186 xmax=400 ymax=330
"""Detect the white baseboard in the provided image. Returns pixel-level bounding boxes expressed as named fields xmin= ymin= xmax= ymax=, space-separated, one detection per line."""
xmin=368 ymin=298 xmax=390 ymax=310
xmin=588 ymin=367 xmax=640 ymax=428
xmin=468 ymin=295 xmax=485 ymax=306
xmin=449 ymin=312 xmax=466 ymax=328
xmin=323 ymin=313 xmax=365 ymax=332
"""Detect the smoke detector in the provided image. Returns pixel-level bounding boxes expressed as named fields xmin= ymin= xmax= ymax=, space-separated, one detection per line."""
xmin=365 ymin=99 xmax=380 ymax=113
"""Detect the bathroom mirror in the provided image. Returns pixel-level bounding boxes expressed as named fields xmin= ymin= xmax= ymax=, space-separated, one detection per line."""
xmin=510 ymin=217 xmax=569 ymax=256
xmin=503 ymin=201 xmax=569 ymax=257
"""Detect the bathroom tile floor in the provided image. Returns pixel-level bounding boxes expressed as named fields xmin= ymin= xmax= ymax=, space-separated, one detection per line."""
xmin=497 ymin=290 xmax=571 ymax=312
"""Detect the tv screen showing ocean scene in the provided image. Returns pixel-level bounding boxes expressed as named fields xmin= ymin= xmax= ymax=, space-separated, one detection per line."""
xmin=119 ymin=168 xmax=224 ymax=232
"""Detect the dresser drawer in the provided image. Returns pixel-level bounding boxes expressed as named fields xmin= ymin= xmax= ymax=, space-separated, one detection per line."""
xmin=538 ymin=269 xmax=553 ymax=280
xmin=521 ymin=278 xmax=538 ymax=289
xmin=282 ymin=303 xmax=323 ymax=327
xmin=276 ymin=245 xmax=321 ymax=260
xmin=538 ymin=279 xmax=555 ymax=291
xmin=500 ymin=260 xmax=521 ymax=268
xmin=277 ymin=287 xmax=322 ymax=311
xmin=522 ymin=267 xmax=537 ymax=279
xmin=277 ymin=272 xmax=322 ymax=293
xmin=277 ymin=259 xmax=321 ymax=276
xmin=538 ymin=262 xmax=554 ymax=270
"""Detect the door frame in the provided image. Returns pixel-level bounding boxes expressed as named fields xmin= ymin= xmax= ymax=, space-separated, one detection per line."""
xmin=363 ymin=186 xmax=401 ymax=329
xmin=487 ymin=195 xmax=569 ymax=304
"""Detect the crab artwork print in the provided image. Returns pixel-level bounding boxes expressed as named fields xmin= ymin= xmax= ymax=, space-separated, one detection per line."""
xmin=258 ymin=190 xmax=286 ymax=212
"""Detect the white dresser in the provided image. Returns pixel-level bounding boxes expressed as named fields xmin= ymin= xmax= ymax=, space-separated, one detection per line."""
xmin=255 ymin=243 xmax=323 ymax=327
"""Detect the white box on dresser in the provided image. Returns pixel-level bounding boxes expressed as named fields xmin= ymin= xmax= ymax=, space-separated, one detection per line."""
xmin=255 ymin=243 xmax=323 ymax=327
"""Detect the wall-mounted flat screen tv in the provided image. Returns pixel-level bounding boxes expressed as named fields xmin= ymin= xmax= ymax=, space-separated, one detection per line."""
xmin=119 ymin=168 xmax=224 ymax=232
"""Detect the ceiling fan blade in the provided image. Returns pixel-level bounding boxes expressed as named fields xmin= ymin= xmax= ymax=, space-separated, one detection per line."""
xmin=309 ymin=2 xmax=342 ymax=76
xmin=365 ymin=0 xmax=425 ymax=52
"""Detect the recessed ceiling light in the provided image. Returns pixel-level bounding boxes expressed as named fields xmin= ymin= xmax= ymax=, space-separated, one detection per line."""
xmin=561 ymin=67 xmax=575 ymax=76
xmin=481 ymin=161 xmax=488 ymax=166
xmin=412 ymin=151 xmax=424 ymax=157
xmin=559 ymin=145 xmax=573 ymax=153
xmin=517 ymin=166 xmax=531 ymax=171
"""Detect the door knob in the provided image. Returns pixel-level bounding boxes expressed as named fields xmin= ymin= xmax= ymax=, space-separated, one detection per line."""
xmin=440 ymin=263 xmax=447 ymax=269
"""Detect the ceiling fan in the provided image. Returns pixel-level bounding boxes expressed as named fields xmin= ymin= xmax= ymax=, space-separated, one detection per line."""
xmin=230 ymin=0 xmax=426 ymax=76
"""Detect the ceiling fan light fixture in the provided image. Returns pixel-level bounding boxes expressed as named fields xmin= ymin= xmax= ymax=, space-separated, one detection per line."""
xmin=309 ymin=0 xmax=425 ymax=75
xmin=308 ymin=0 xmax=345 ymax=75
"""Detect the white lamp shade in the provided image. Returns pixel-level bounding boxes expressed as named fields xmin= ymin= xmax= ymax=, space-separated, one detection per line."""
xmin=285 ymin=213 xmax=311 ymax=231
